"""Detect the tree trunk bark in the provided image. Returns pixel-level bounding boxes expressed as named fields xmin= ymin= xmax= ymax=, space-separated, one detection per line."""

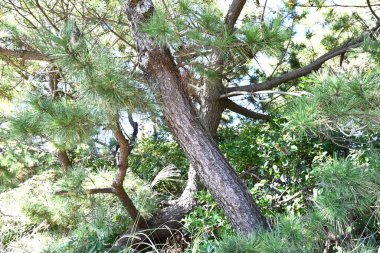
xmin=123 ymin=0 xmax=268 ymax=234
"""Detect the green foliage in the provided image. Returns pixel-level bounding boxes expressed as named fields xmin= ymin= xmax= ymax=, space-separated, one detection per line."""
xmin=240 ymin=15 xmax=291 ymax=57
xmin=34 ymin=20 xmax=152 ymax=116
xmin=54 ymin=167 xmax=87 ymax=193
xmin=44 ymin=204 xmax=128 ymax=253
xmin=0 ymin=65 xmax=20 ymax=100
xmin=129 ymin=131 xmax=188 ymax=195
xmin=218 ymin=214 xmax=320 ymax=253
xmin=321 ymin=9 xmax=362 ymax=51
xmin=363 ymin=37 xmax=380 ymax=63
xmin=286 ymin=68 xmax=380 ymax=140
xmin=143 ymin=9 xmax=177 ymax=46
xmin=183 ymin=191 xmax=233 ymax=240
xmin=313 ymin=158 xmax=379 ymax=233
xmin=216 ymin=154 xmax=380 ymax=253
xmin=53 ymin=168 xmax=160 ymax=218
xmin=0 ymin=143 xmax=161 ymax=252
xmin=9 ymin=96 xmax=98 ymax=150
xmin=44 ymin=169 xmax=160 ymax=252
xmin=218 ymin=120 xmax=341 ymax=216
xmin=1 ymin=1 xmax=380 ymax=252
xmin=0 ymin=129 xmax=53 ymax=192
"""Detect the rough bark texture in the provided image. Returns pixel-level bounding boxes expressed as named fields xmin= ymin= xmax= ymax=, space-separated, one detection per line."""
xmin=225 ymin=0 xmax=246 ymax=30
xmin=123 ymin=0 xmax=268 ymax=234
xmin=198 ymin=84 xmax=225 ymax=136
xmin=57 ymin=150 xmax=71 ymax=171
xmin=143 ymin=0 xmax=256 ymax=233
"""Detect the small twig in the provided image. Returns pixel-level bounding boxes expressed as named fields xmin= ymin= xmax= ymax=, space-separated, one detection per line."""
xmin=0 ymin=209 xmax=16 ymax=217
xmin=274 ymin=187 xmax=312 ymax=207
xmin=274 ymin=191 xmax=302 ymax=206
xmin=260 ymin=0 xmax=268 ymax=22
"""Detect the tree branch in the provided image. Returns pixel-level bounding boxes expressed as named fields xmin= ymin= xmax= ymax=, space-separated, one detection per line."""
xmin=127 ymin=112 xmax=138 ymax=154
xmin=225 ymin=99 xmax=269 ymax=120
xmin=0 ymin=47 xmax=49 ymax=61
xmin=225 ymin=0 xmax=246 ymax=30
xmin=225 ymin=23 xmax=380 ymax=94
xmin=274 ymin=191 xmax=302 ymax=207
xmin=367 ymin=0 xmax=380 ymax=20
xmin=260 ymin=0 xmax=268 ymax=22
xmin=112 ymin=118 xmax=148 ymax=229
xmin=55 ymin=188 xmax=115 ymax=196
xmin=0 ymin=209 xmax=16 ymax=217
xmin=35 ymin=0 xmax=60 ymax=32
xmin=221 ymin=90 xmax=312 ymax=99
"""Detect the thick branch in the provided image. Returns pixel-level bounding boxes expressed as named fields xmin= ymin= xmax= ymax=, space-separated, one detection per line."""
xmin=225 ymin=99 xmax=269 ymax=120
xmin=226 ymin=40 xmax=362 ymax=93
xmin=225 ymin=24 xmax=380 ymax=94
xmin=225 ymin=0 xmax=246 ymax=30
xmin=0 ymin=47 xmax=49 ymax=61
xmin=112 ymin=120 xmax=148 ymax=229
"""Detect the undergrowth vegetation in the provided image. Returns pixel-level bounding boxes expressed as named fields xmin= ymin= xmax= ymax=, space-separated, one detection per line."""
xmin=1 ymin=113 xmax=380 ymax=252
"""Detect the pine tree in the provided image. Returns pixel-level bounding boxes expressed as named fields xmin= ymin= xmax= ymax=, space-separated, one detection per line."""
xmin=1 ymin=0 xmax=380 ymax=250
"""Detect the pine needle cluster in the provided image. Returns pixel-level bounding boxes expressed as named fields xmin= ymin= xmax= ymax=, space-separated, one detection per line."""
xmin=8 ymin=94 xmax=98 ymax=150
xmin=285 ymin=68 xmax=380 ymax=139
xmin=34 ymin=20 xmax=152 ymax=117
xmin=218 ymin=155 xmax=380 ymax=252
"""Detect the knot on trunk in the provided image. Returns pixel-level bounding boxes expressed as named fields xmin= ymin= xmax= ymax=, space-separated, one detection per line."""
xmin=138 ymin=51 xmax=150 ymax=69
xmin=136 ymin=0 xmax=153 ymax=16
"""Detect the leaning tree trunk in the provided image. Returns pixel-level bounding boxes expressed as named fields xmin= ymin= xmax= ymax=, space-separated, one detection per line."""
xmin=147 ymin=0 xmax=243 ymax=230
xmin=123 ymin=0 xmax=268 ymax=234
xmin=146 ymin=67 xmax=225 ymax=231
